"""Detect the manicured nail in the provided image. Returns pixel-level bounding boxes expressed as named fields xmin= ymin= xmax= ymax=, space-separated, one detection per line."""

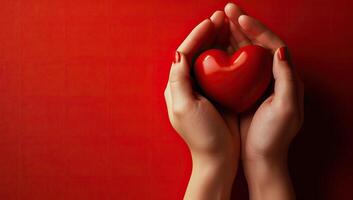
xmin=278 ymin=46 xmax=288 ymax=61
xmin=173 ymin=51 xmax=181 ymax=64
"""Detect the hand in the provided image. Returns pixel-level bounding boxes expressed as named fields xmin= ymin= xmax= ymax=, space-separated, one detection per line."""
xmin=164 ymin=14 xmax=240 ymax=200
xmin=224 ymin=3 xmax=304 ymax=200
xmin=224 ymin=2 xmax=304 ymax=165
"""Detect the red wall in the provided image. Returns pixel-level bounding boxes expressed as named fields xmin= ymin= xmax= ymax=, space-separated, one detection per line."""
xmin=0 ymin=0 xmax=352 ymax=199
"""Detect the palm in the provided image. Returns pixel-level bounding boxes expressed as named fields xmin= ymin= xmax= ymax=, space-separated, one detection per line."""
xmin=185 ymin=97 xmax=239 ymax=155
xmin=165 ymin=16 xmax=242 ymax=158
xmin=222 ymin=4 xmax=298 ymax=156
xmin=239 ymin=98 xmax=281 ymax=157
xmin=165 ymin=4 xmax=303 ymax=199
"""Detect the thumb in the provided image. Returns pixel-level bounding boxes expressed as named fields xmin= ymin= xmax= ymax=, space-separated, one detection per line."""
xmin=169 ymin=51 xmax=195 ymax=110
xmin=273 ymin=47 xmax=298 ymax=106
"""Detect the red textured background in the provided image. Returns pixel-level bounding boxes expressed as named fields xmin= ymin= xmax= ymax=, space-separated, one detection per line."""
xmin=0 ymin=0 xmax=353 ymax=199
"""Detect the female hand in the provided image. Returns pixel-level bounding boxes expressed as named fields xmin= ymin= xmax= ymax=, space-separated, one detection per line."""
xmin=164 ymin=12 xmax=240 ymax=200
xmin=224 ymin=3 xmax=304 ymax=200
xmin=224 ymin=3 xmax=304 ymax=161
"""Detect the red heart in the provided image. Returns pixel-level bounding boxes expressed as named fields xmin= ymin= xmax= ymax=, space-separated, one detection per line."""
xmin=194 ymin=45 xmax=273 ymax=113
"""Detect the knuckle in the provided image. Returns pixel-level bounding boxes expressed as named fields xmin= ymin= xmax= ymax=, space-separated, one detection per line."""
xmin=172 ymin=101 xmax=193 ymax=117
xmin=277 ymin=104 xmax=302 ymax=126
xmin=283 ymin=106 xmax=297 ymax=117
xmin=285 ymin=70 xmax=296 ymax=83
xmin=276 ymin=102 xmax=297 ymax=117
xmin=275 ymin=99 xmax=288 ymax=109
xmin=169 ymin=75 xmax=178 ymax=84
xmin=169 ymin=66 xmax=181 ymax=83
xmin=169 ymin=65 xmax=189 ymax=85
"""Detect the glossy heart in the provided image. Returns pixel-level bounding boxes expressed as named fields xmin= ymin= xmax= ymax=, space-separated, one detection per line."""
xmin=194 ymin=45 xmax=273 ymax=113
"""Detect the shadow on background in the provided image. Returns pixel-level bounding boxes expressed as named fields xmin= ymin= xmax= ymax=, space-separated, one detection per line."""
xmin=290 ymin=86 xmax=340 ymax=200
xmin=229 ymin=66 xmax=343 ymax=200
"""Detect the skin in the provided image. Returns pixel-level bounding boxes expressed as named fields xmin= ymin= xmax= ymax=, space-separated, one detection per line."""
xmin=164 ymin=3 xmax=304 ymax=200
xmin=165 ymin=17 xmax=240 ymax=200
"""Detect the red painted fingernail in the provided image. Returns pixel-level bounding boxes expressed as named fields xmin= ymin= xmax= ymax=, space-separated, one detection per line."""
xmin=278 ymin=46 xmax=288 ymax=61
xmin=173 ymin=51 xmax=181 ymax=64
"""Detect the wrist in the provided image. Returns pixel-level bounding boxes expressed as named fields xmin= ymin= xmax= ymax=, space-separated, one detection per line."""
xmin=243 ymin=155 xmax=295 ymax=200
xmin=242 ymin=143 xmax=290 ymax=166
xmin=243 ymin=155 xmax=289 ymax=179
xmin=184 ymin=152 xmax=238 ymax=200
xmin=191 ymin=151 xmax=238 ymax=185
xmin=243 ymin=151 xmax=289 ymax=185
xmin=192 ymin=148 xmax=238 ymax=166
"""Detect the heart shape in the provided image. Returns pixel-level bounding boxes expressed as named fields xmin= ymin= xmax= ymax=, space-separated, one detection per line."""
xmin=194 ymin=45 xmax=273 ymax=113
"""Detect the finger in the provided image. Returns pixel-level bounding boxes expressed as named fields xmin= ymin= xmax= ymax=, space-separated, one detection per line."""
xmin=229 ymin=22 xmax=252 ymax=48
xmin=238 ymin=15 xmax=285 ymax=52
xmin=273 ymin=47 xmax=298 ymax=106
xmin=210 ymin=10 xmax=229 ymax=48
xmin=210 ymin=10 xmax=225 ymax=34
xmin=228 ymin=22 xmax=238 ymax=50
xmin=169 ymin=52 xmax=195 ymax=108
xmin=224 ymin=3 xmax=251 ymax=49
xmin=177 ymin=19 xmax=215 ymax=61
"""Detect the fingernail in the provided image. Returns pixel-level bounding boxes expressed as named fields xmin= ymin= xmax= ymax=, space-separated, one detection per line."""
xmin=173 ymin=51 xmax=181 ymax=64
xmin=278 ymin=46 xmax=288 ymax=61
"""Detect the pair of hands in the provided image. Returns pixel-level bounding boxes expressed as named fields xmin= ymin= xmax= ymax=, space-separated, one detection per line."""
xmin=164 ymin=3 xmax=304 ymax=200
